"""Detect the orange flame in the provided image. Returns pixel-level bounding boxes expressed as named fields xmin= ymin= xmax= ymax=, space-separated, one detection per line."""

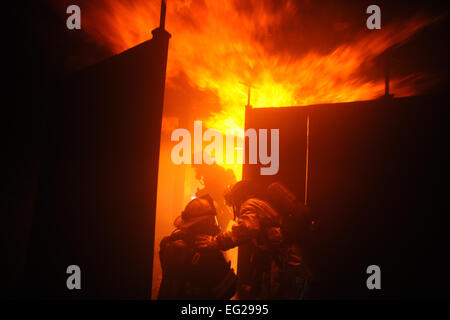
xmin=79 ymin=0 xmax=436 ymax=178
xmin=72 ymin=1 xmax=442 ymax=298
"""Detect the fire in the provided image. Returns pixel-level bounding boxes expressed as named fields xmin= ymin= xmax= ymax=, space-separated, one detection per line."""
xmin=66 ymin=0 xmax=442 ymax=298
xmin=76 ymin=0 xmax=436 ymax=178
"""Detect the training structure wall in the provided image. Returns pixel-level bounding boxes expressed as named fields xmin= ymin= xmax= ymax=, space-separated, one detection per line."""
xmin=243 ymin=94 xmax=449 ymax=298
xmin=25 ymin=28 xmax=170 ymax=299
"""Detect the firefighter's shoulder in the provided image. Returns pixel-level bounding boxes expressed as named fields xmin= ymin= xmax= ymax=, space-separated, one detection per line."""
xmin=241 ymin=198 xmax=278 ymax=219
xmin=160 ymin=232 xmax=189 ymax=250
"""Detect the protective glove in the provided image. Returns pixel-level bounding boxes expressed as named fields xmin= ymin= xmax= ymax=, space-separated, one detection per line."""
xmin=194 ymin=234 xmax=217 ymax=249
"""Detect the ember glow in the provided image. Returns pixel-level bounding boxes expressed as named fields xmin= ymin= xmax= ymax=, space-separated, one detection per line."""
xmin=78 ymin=0 xmax=437 ymax=178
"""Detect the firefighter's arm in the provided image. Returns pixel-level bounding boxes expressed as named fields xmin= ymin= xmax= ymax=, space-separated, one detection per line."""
xmin=195 ymin=212 xmax=260 ymax=251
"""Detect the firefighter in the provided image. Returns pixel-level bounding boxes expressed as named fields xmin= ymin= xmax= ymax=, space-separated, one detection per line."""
xmin=195 ymin=181 xmax=313 ymax=299
xmin=158 ymin=195 xmax=237 ymax=300
xmin=265 ymin=182 xmax=315 ymax=299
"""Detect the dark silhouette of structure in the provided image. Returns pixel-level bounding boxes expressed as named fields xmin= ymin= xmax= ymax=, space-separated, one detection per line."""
xmin=242 ymin=93 xmax=449 ymax=298
xmin=23 ymin=1 xmax=171 ymax=299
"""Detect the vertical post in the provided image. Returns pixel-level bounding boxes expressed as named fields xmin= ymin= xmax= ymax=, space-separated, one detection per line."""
xmin=151 ymin=0 xmax=171 ymax=300
xmin=304 ymin=113 xmax=310 ymax=206
xmin=239 ymin=87 xmax=254 ymax=297
xmin=160 ymin=0 xmax=167 ymax=29
xmin=243 ymin=83 xmax=252 ymax=180
xmin=383 ymin=50 xmax=394 ymax=98
xmin=385 ymin=56 xmax=390 ymax=97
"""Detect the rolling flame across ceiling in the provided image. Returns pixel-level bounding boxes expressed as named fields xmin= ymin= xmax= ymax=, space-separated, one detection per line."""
xmin=74 ymin=0 xmax=439 ymax=177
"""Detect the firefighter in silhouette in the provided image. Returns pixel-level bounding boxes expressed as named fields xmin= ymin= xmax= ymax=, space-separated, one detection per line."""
xmin=265 ymin=182 xmax=315 ymax=299
xmin=192 ymin=162 xmax=236 ymax=231
xmin=195 ymin=181 xmax=313 ymax=299
xmin=158 ymin=195 xmax=237 ymax=300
